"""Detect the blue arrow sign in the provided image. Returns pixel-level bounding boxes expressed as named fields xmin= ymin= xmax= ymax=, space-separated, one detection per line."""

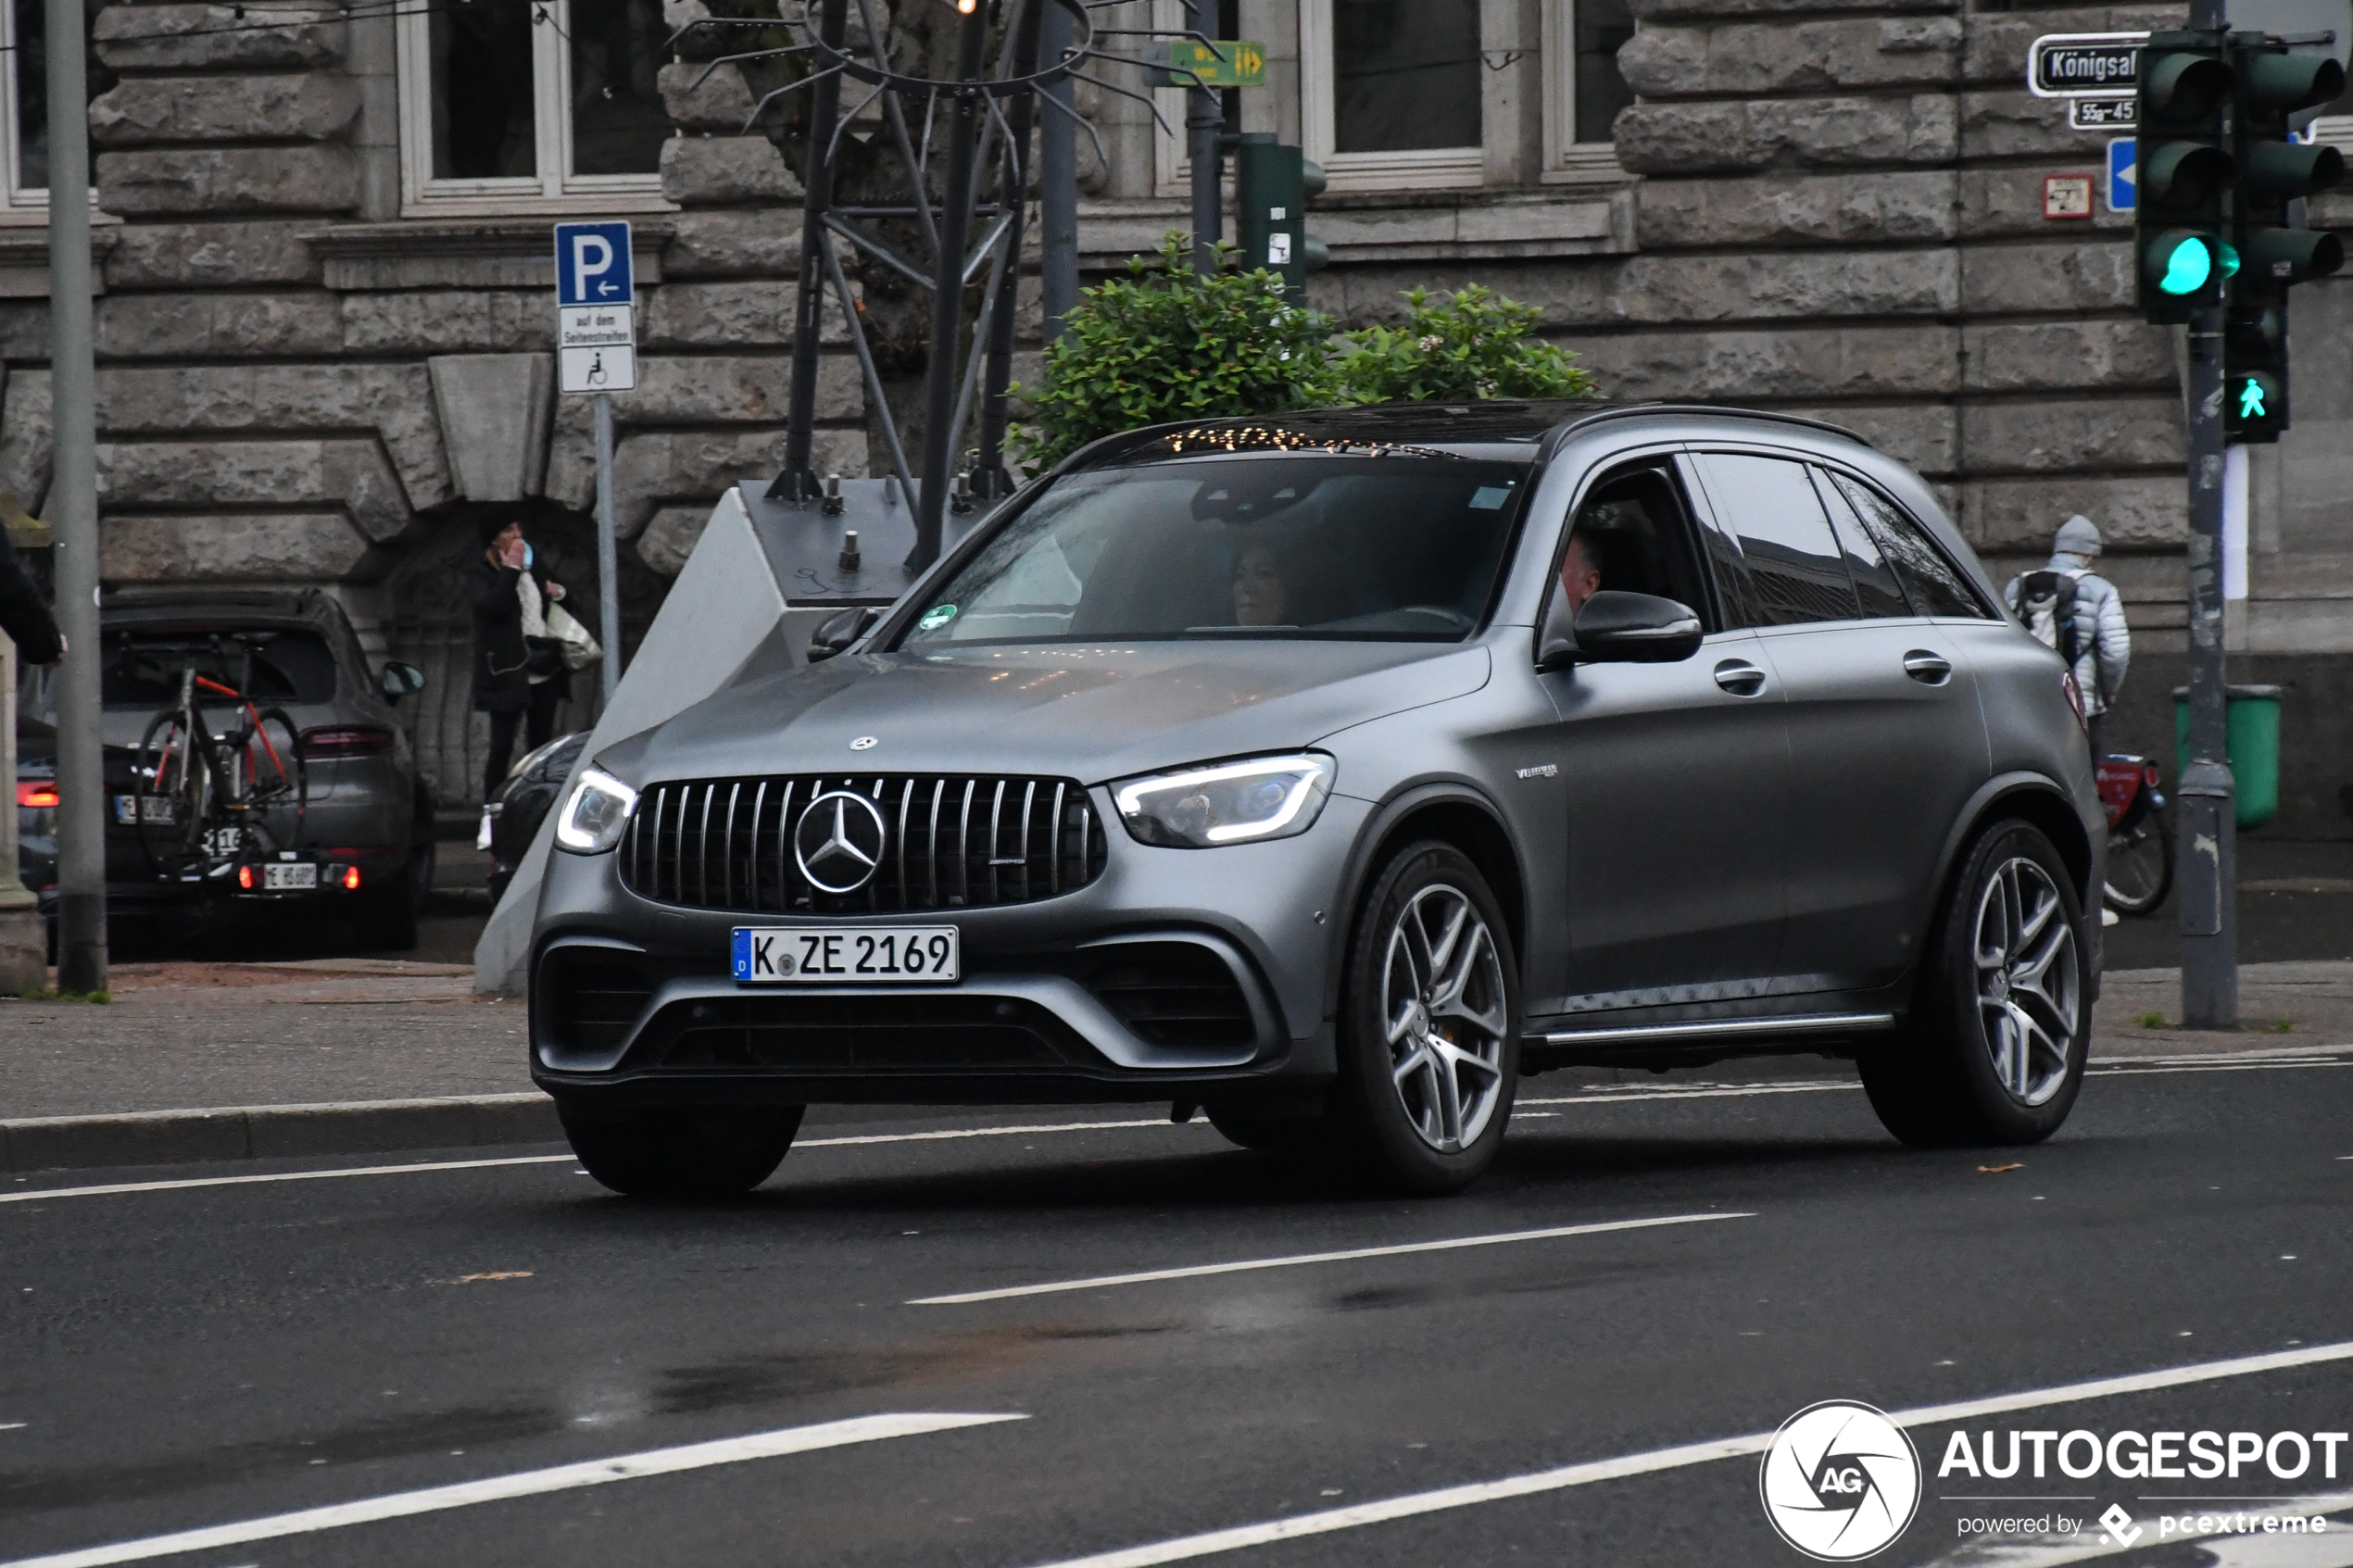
xmin=554 ymin=220 xmax=634 ymax=306
xmin=2107 ymin=138 xmax=2135 ymax=213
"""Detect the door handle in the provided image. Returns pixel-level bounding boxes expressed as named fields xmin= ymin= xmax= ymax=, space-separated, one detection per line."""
xmin=1903 ymin=650 xmax=1953 ymax=685
xmin=1713 ymin=659 xmax=1768 ymax=696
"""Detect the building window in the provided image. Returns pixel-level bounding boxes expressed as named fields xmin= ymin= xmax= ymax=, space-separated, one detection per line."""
xmin=1545 ymin=0 xmax=1632 ymax=180
xmin=1 ymin=0 xmax=116 ymax=215
xmin=399 ymin=0 xmax=672 ymax=212
xmin=1301 ymin=0 xmax=1484 ymax=189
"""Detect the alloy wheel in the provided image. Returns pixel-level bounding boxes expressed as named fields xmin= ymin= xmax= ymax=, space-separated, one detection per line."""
xmin=1381 ymin=883 xmax=1509 ymax=1152
xmin=1972 ymin=856 xmax=2081 ymax=1107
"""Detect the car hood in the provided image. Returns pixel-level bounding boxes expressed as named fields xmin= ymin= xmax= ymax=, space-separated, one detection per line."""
xmin=608 ymin=640 xmax=1492 ymax=787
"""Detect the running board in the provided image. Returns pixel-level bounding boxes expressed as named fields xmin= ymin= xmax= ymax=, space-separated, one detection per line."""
xmin=1537 ymin=1011 xmax=1895 ymax=1048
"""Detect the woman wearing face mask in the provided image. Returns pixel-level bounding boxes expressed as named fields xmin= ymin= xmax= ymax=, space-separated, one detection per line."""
xmin=471 ymin=516 xmax=571 ymax=800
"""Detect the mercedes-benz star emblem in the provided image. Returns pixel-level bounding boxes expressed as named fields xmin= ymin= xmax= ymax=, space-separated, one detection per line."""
xmin=794 ymin=790 xmax=887 ymax=895
xmin=849 ymin=735 xmax=879 ymax=751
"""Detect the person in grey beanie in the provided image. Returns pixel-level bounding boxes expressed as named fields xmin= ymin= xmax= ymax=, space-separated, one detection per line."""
xmin=2006 ymin=514 xmax=2132 ymax=759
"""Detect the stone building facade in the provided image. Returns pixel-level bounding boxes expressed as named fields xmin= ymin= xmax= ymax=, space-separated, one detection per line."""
xmin=7 ymin=0 xmax=2353 ymax=825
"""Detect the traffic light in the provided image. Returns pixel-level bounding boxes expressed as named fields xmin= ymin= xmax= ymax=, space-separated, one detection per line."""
xmin=1232 ymin=132 xmax=1328 ymax=300
xmin=2223 ymin=36 xmax=2346 ymax=442
xmin=2135 ymin=33 xmax=2236 ymax=323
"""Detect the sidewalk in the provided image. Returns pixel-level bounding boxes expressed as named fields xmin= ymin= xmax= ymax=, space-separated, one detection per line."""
xmin=1 ymin=960 xmax=2347 ymax=1173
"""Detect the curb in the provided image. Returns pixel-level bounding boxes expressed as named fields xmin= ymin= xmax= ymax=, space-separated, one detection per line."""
xmin=0 ymin=1094 xmax=562 ymax=1174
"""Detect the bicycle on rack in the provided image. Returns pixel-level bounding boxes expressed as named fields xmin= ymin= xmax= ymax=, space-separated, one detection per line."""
xmin=130 ymin=634 xmax=311 ymax=888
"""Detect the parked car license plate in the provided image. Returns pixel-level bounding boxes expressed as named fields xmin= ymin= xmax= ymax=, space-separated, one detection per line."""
xmin=262 ymin=862 xmax=319 ymax=890
xmin=113 ymin=794 xmax=175 ymax=824
xmin=732 ymin=926 xmax=959 ymax=984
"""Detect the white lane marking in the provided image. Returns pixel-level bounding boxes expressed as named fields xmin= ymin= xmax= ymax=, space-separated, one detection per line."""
xmin=10 ymin=1049 xmax=2338 ymax=1208
xmin=1518 ymin=1083 xmax=1856 ymax=1106
xmin=801 ymin=1119 xmax=1176 ymax=1148
xmin=1019 ymin=1341 xmax=2353 ymax=1568
xmin=0 ymin=1155 xmax=577 ymax=1205
xmin=909 ymin=1211 xmax=1753 ymax=1306
xmin=0 ymin=1422 xmax=23 ymax=1431
xmin=1934 ymin=1486 xmax=2353 ymax=1566
xmin=0 ymin=1121 xmax=1202 ymax=1205
xmin=0 ymin=1412 xmax=1026 ymax=1568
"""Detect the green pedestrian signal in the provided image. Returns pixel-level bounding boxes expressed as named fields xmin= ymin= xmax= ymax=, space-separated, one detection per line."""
xmin=2223 ymin=35 xmax=2347 ymax=444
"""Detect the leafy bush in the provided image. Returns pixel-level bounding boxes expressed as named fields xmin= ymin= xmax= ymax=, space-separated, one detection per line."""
xmin=1013 ymin=234 xmax=1337 ymax=468
xmin=1330 ymin=285 xmax=1594 ymax=405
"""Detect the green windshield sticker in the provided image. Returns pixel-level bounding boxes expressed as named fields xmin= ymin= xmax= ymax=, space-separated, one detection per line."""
xmin=1468 ymin=485 xmax=1513 ymax=510
xmin=917 ymin=604 xmax=958 ymax=631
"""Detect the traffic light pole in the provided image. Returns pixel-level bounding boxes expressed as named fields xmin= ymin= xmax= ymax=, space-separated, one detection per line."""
xmin=2178 ymin=0 xmax=2235 ymax=1028
xmin=1186 ymin=0 xmax=1219 ymax=272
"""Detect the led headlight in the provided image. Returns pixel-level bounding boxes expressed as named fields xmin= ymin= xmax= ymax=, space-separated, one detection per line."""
xmin=554 ymin=766 xmax=638 ymax=854
xmin=1112 ymin=753 xmax=1335 ymax=848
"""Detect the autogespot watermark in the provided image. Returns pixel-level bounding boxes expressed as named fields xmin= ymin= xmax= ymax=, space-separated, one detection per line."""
xmin=1759 ymin=1401 xmax=1923 ymax=1561
xmin=1760 ymin=1410 xmax=2350 ymax=1559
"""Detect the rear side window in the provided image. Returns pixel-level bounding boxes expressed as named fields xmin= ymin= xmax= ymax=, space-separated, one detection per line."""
xmin=103 ymin=631 xmax=339 ymax=709
xmin=1825 ymin=472 xmax=1992 ymax=620
xmin=1696 ymin=454 xmax=1861 ymax=627
xmin=1813 ymin=469 xmax=1911 ymax=619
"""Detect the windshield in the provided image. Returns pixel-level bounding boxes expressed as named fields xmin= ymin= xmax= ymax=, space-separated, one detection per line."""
xmin=102 ymin=630 xmax=339 ymax=709
xmin=896 ymin=454 xmax=1530 ymax=647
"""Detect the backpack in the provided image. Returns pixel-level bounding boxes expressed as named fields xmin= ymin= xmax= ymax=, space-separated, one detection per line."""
xmin=2015 ymin=570 xmax=2082 ymax=666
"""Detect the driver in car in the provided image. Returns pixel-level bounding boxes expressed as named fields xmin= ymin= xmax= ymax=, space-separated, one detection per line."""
xmin=1561 ymin=531 xmax=1604 ymax=614
xmin=1231 ymin=541 xmax=1292 ymax=627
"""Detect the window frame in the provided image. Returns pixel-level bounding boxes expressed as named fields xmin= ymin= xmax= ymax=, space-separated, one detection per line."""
xmin=1541 ymin=0 xmax=1629 ymax=183
xmin=1816 ymin=461 xmax=1999 ymax=622
xmin=1297 ymin=0 xmax=1486 ymax=192
xmin=0 ymin=0 xmax=108 ymax=226
xmin=395 ymin=0 xmax=672 ymax=217
xmin=1544 ymin=454 xmax=1726 ymax=641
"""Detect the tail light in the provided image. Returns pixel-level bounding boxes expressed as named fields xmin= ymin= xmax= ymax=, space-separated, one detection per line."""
xmin=301 ymin=727 xmax=396 ymax=759
xmin=2060 ymin=671 xmax=2087 ymax=729
xmin=16 ymin=780 xmax=58 ymax=809
xmin=341 ymin=865 xmax=362 ymax=891
xmin=236 ymin=865 xmax=255 ymax=890
xmin=2145 ymin=763 xmax=2161 ymax=788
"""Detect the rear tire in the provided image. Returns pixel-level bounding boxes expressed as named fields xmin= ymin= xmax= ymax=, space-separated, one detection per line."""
xmin=1861 ymin=820 xmax=2089 ymax=1148
xmin=1323 ymin=842 xmax=1519 ymax=1195
xmin=560 ymin=1104 xmax=804 ymax=1199
xmin=2104 ymin=809 xmax=2172 ymax=916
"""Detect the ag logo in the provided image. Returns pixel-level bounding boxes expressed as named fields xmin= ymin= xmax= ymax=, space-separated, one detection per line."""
xmin=1759 ymin=1400 xmax=1921 ymax=1561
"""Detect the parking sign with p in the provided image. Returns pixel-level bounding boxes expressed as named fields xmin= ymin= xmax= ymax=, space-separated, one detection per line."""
xmin=554 ymin=220 xmax=636 ymax=394
xmin=556 ymin=220 xmax=633 ymax=306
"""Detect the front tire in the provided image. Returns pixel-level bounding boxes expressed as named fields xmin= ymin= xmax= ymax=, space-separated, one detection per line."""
xmin=1861 ymin=821 xmax=2089 ymax=1148
xmin=560 ymin=1104 xmax=804 ymax=1199
xmin=1326 ymin=842 xmax=1520 ymax=1195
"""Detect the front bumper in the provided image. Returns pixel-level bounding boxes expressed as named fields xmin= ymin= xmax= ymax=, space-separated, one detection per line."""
xmin=528 ymin=790 xmax=1369 ymax=1109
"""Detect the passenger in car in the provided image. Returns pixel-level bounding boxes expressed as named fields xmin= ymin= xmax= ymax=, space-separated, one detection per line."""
xmin=1231 ymin=541 xmax=1292 ymax=627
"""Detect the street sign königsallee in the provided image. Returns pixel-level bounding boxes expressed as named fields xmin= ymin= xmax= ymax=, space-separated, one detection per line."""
xmin=2029 ymin=31 xmax=2149 ymax=97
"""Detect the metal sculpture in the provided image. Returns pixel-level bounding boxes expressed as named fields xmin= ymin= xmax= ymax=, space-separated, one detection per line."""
xmin=669 ymin=0 xmax=1229 ymax=572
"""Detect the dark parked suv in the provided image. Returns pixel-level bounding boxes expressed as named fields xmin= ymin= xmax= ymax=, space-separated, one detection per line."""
xmin=18 ymin=587 xmax=435 ymax=948
xmin=532 ymin=404 xmax=2104 ymax=1197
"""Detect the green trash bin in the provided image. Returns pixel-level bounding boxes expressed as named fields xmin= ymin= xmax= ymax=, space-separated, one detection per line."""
xmin=2172 ymin=684 xmax=2283 ymax=830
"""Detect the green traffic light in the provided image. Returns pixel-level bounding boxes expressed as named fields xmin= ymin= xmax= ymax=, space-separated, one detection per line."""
xmin=2238 ymin=379 xmax=2268 ymax=420
xmin=2159 ymin=235 xmax=2213 ymax=295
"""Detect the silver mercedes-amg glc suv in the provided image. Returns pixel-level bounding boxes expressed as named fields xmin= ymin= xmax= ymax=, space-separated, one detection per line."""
xmin=532 ymin=403 xmax=2104 ymax=1198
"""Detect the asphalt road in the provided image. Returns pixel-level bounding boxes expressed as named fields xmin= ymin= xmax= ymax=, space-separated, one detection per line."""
xmin=5 ymin=1054 xmax=2351 ymax=1568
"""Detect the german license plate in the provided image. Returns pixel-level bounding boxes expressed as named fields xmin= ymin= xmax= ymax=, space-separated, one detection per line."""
xmin=114 ymin=794 xmax=174 ymax=824
xmin=732 ymin=926 xmax=960 ymax=985
xmin=262 ymin=862 xmax=319 ymax=890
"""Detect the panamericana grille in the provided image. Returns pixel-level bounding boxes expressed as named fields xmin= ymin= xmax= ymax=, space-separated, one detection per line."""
xmin=619 ymin=774 xmax=1107 ymax=915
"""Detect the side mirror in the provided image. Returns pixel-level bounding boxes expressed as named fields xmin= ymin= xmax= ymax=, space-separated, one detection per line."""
xmin=1536 ymin=590 xmax=1703 ymax=671
xmin=378 ymin=661 xmax=426 ymax=701
xmin=808 ymin=606 xmax=880 ymax=663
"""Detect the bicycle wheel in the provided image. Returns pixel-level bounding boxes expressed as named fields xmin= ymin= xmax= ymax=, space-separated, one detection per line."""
xmin=2105 ymin=809 xmax=2174 ymax=916
xmin=134 ymin=709 xmax=205 ymax=878
xmin=240 ymin=707 xmax=308 ymax=852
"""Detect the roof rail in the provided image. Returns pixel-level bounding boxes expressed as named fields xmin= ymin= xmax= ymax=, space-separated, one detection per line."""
xmin=1552 ymin=402 xmax=1875 ymax=449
